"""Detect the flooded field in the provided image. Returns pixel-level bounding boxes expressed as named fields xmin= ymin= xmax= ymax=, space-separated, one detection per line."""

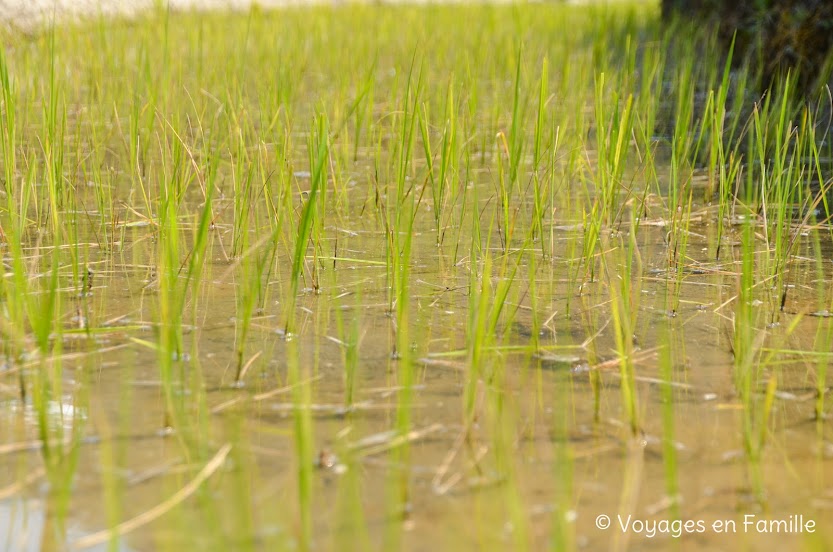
xmin=1 ymin=3 xmax=832 ymax=551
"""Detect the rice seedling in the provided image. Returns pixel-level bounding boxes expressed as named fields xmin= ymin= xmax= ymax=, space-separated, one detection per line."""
xmin=658 ymin=325 xmax=680 ymax=516
xmin=333 ymin=290 xmax=361 ymax=410
xmin=579 ymin=70 xmax=634 ymax=285
xmin=280 ymin=113 xmax=330 ymax=550
xmin=601 ymin=220 xmax=641 ymax=437
xmin=550 ymin=369 xmax=575 ymax=552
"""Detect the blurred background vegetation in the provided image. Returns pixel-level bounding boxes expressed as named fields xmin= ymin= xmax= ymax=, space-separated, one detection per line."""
xmin=661 ymin=0 xmax=833 ymax=92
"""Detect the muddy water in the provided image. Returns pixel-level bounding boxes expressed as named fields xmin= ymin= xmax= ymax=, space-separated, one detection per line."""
xmin=2 ymin=181 xmax=832 ymax=552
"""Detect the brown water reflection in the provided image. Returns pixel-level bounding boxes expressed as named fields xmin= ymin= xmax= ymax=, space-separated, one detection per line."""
xmin=2 ymin=212 xmax=832 ymax=550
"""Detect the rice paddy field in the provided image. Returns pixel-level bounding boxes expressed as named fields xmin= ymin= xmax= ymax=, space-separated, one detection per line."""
xmin=1 ymin=2 xmax=833 ymax=550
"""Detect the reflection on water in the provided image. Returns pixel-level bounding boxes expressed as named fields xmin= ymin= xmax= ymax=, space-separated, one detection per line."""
xmin=0 ymin=498 xmax=131 ymax=552
xmin=1 ymin=398 xmax=85 ymax=433
xmin=0 ymin=499 xmax=43 ymax=552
